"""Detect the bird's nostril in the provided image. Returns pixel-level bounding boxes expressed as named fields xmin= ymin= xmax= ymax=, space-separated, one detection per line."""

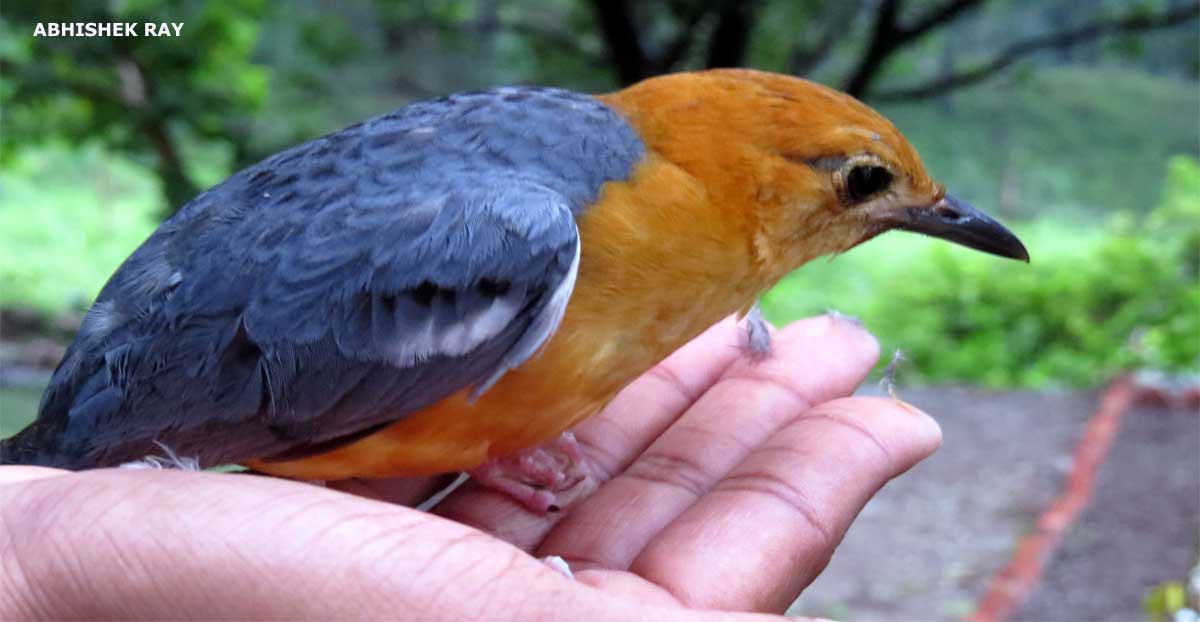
xmin=934 ymin=204 xmax=964 ymax=221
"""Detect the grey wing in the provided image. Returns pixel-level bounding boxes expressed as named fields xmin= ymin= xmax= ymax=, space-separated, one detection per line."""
xmin=11 ymin=86 xmax=643 ymax=470
xmin=25 ymin=168 xmax=582 ymax=470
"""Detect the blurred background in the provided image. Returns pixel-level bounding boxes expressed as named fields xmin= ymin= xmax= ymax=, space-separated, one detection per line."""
xmin=0 ymin=1 xmax=1197 ymax=620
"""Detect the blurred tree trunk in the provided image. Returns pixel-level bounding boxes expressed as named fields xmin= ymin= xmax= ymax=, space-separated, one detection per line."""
xmin=589 ymin=0 xmax=654 ymax=84
xmin=113 ymin=53 xmax=202 ymax=213
xmin=588 ymin=0 xmax=762 ymax=85
xmin=147 ymin=124 xmax=197 ymax=211
xmin=706 ymin=1 xmax=761 ymax=68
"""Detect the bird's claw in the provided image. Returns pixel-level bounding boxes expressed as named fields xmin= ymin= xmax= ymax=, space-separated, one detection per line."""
xmin=742 ymin=302 xmax=773 ymax=360
xmin=469 ymin=432 xmax=592 ymax=513
xmin=880 ymin=349 xmax=906 ymax=399
xmin=541 ymin=555 xmax=575 ymax=580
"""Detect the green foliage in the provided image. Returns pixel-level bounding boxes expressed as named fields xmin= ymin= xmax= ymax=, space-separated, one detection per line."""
xmin=0 ymin=144 xmax=158 ymax=311
xmin=763 ymin=157 xmax=1200 ymax=386
xmin=1143 ymin=575 xmax=1197 ymax=622
xmin=0 ymin=384 xmax=41 ymax=437
xmin=1140 ymin=155 xmax=1200 ymax=371
xmin=0 ymin=0 xmax=270 ymax=209
xmin=1152 ymin=155 xmax=1200 ymax=246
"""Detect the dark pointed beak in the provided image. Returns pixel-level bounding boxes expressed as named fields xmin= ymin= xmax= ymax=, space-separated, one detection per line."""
xmin=883 ymin=194 xmax=1029 ymax=262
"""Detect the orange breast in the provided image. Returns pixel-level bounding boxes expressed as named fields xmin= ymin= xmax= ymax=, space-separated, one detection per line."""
xmin=250 ymin=153 xmax=770 ymax=481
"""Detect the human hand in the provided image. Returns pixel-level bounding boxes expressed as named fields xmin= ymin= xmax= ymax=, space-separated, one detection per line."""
xmin=0 ymin=314 xmax=940 ymax=620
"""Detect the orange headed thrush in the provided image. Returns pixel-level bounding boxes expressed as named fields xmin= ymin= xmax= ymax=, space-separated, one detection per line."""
xmin=1 ymin=70 xmax=1027 ymax=510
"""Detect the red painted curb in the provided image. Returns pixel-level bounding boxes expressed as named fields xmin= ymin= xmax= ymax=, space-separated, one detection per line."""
xmin=967 ymin=376 xmax=1138 ymax=622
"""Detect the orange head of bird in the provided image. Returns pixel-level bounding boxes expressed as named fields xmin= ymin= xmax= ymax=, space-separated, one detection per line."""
xmin=603 ymin=69 xmax=1029 ymax=281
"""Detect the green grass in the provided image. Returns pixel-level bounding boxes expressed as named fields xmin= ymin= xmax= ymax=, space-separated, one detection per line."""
xmin=0 ymin=385 xmax=41 ymax=439
xmin=0 ymin=143 xmax=160 ymax=312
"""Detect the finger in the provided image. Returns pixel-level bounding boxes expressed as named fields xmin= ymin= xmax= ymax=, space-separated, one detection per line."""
xmin=433 ymin=316 xmax=749 ymax=549
xmin=575 ymin=315 xmax=769 ymax=480
xmin=632 ymin=397 xmax=942 ymax=612
xmin=325 ymin=473 xmax=460 ymax=507
xmin=538 ymin=314 xmax=878 ymax=570
xmin=0 ymin=465 xmax=70 ymax=486
xmin=0 ymin=469 xmax=764 ymax=622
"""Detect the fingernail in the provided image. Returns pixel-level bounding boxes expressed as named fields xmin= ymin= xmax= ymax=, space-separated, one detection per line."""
xmin=892 ymin=400 xmax=943 ymax=451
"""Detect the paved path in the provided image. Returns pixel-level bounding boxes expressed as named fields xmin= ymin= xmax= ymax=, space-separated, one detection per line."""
xmin=1013 ymin=401 xmax=1199 ymax=622
xmin=789 ymin=385 xmax=1199 ymax=622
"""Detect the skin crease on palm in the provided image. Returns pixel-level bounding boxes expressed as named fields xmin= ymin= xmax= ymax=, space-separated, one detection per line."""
xmin=0 ymin=314 xmax=941 ymax=621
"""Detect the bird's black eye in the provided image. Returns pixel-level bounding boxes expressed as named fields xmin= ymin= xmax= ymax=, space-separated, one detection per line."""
xmin=845 ymin=165 xmax=892 ymax=203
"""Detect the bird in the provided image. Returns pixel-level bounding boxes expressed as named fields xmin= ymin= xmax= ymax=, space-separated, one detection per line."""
xmin=0 ymin=69 xmax=1028 ymax=511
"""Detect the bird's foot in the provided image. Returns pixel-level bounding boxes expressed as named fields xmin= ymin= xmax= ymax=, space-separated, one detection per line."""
xmin=469 ymin=432 xmax=591 ymax=513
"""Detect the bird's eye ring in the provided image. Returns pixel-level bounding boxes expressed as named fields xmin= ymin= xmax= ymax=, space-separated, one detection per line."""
xmin=844 ymin=165 xmax=893 ymax=203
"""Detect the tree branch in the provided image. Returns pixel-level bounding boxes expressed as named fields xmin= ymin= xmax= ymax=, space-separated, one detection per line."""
xmin=503 ymin=19 xmax=606 ymax=66
xmin=841 ymin=0 xmax=902 ymax=96
xmin=902 ymin=0 xmax=984 ymax=40
xmin=841 ymin=0 xmax=987 ymax=97
xmin=872 ymin=2 xmax=1200 ymax=102
xmin=788 ymin=1 xmax=863 ymax=76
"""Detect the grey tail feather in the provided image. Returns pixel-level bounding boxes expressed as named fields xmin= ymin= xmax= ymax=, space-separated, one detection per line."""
xmin=0 ymin=420 xmax=76 ymax=468
xmin=0 ymin=435 xmax=23 ymax=465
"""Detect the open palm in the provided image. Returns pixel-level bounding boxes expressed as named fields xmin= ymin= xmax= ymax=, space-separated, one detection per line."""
xmin=0 ymin=315 xmax=940 ymax=620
